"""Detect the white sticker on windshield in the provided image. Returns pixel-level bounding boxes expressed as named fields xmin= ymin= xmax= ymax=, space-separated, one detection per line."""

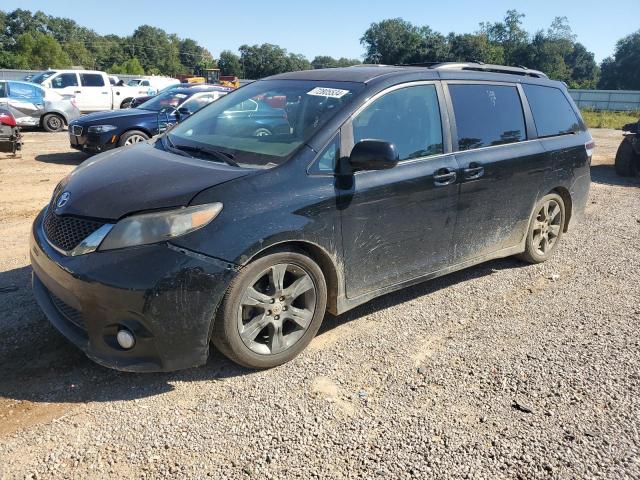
xmin=307 ymin=87 xmax=350 ymax=98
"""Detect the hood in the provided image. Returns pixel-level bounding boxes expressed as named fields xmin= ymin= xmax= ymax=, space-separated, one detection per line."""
xmin=52 ymin=141 xmax=251 ymax=220
xmin=73 ymin=108 xmax=153 ymax=124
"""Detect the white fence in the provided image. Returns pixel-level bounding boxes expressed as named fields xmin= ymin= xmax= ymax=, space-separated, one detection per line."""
xmin=569 ymin=89 xmax=640 ymax=112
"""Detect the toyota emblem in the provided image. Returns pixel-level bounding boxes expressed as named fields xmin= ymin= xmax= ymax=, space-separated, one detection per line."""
xmin=56 ymin=192 xmax=70 ymax=208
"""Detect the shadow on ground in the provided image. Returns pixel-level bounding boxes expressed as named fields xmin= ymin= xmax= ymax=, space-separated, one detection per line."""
xmin=0 ymin=257 xmax=525 ymax=404
xmin=35 ymin=151 xmax=89 ymax=165
xmin=591 ymin=164 xmax=640 ymax=187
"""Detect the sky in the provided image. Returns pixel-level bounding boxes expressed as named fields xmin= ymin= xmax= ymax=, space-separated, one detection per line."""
xmin=2 ymin=0 xmax=637 ymax=63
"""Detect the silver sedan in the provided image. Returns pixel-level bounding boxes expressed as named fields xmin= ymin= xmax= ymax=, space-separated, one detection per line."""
xmin=0 ymin=80 xmax=80 ymax=132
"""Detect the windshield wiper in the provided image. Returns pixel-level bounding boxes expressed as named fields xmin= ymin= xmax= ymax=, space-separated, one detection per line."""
xmin=161 ymin=134 xmax=191 ymax=158
xmin=172 ymin=143 xmax=240 ymax=167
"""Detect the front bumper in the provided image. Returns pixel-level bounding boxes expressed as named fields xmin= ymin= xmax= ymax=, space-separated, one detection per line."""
xmin=30 ymin=209 xmax=238 ymax=372
xmin=69 ymin=129 xmax=119 ymax=153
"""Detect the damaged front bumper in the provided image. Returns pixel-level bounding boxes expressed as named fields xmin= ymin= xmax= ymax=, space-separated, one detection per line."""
xmin=30 ymin=209 xmax=238 ymax=372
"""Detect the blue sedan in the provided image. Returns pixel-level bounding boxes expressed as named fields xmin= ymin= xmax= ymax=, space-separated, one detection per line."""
xmin=68 ymin=86 xmax=227 ymax=154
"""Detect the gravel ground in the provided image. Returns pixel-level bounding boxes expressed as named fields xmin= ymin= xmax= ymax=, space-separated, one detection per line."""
xmin=0 ymin=129 xmax=639 ymax=479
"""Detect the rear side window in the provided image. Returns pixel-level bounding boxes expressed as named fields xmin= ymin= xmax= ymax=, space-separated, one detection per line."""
xmin=80 ymin=73 xmax=105 ymax=87
xmin=523 ymin=84 xmax=580 ymax=138
xmin=449 ymin=84 xmax=526 ymax=151
xmin=8 ymin=82 xmax=42 ymax=99
xmin=353 ymin=84 xmax=443 ymax=161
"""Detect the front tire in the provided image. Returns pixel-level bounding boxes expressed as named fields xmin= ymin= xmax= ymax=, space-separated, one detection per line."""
xmin=615 ymin=137 xmax=639 ymax=177
xmin=212 ymin=250 xmax=327 ymax=369
xmin=118 ymin=130 xmax=149 ymax=147
xmin=42 ymin=113 xmax=64 ymax=132
xmin=518 ymin=193 xmax=566 ymax=264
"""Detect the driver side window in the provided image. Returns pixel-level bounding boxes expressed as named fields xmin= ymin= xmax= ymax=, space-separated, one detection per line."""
xmin=52 ymin=73 xmax=78 ymax=89
xmin=352 ymin=84 xmax=443 ymax=161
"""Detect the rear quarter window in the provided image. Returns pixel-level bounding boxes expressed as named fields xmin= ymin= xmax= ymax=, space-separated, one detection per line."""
xmin=523 ymin=84 xmax=581 ymax=138
xmin=449 ymin=84 xmax=526 ymax=151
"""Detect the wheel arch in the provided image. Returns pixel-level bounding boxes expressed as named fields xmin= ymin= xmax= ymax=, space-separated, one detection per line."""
xmin=550 ymin=186 xmax=572 ymax=232
xmin=244 ymin=240 xmax=341 ymax=315
xmin=40 ymin=111 xmax=67 ymax=127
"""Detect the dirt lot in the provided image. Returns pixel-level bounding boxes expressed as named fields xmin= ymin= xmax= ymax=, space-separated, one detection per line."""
xmin=0 ymin=129 xmax=639 ymax=479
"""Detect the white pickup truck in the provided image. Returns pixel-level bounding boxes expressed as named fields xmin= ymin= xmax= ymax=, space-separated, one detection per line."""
xmin=29 ymin=70 xmax=150 ymax=112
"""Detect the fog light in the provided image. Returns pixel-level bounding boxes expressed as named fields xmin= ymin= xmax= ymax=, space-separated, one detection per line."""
xmin=116 ymin=328 xmax=135 ymax=349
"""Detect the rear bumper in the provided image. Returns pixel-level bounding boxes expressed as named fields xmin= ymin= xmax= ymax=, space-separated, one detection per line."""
xmin=30 ymin=209 xmax=238 ymax=372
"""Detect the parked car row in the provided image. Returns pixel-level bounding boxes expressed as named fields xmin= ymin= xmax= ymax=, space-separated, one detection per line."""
xmin=69 ymin=84 xmax=230 ymax=153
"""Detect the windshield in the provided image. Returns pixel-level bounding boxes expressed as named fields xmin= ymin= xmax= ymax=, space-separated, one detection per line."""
xmin=167 ymin=80 xmax=364 ymax=168
xmin=128 ymin=79 xmax=142 ymax=86
xmin=30 ymin=71 xmax=57 ymax=84
xmin=137 ymin=91 xmax=192 ymax=112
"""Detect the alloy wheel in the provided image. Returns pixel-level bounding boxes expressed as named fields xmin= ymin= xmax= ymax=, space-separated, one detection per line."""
xmin=124 ymin=134 xmax=146 ymax=145
xmin=532 ymin=199 xmax=562 ymax=255
xmin=47 ymin=116 xmax=62 ymax=130
xmin=237 ymin=263 xmax=316 ymax=355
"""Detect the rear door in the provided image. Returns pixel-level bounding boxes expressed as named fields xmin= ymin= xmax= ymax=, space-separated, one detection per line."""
xmin=6 ymin=81 xmax=45 ymax=127
xmin=443 ymin=82 xmax=547 ymax=262
xmin=338 ymin=82 xmax=460 ymax=299
xmin=78 ymin=73 xmax=111 ymax=111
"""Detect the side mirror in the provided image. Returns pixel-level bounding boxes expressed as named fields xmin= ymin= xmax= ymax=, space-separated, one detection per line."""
xmin=348 ymin=140 xmax=398 ymax=172
xmin=177 ymin=107 xmax=192 ymax=121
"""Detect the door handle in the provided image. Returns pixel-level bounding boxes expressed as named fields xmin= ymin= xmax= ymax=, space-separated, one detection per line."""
xmin=74 ymin=90 xmax=81 ymax=94
xmin=433 ymin=168 xmax=457 ymax=186
xmin=101 ymin=91 xmax=109 ymax=94
xmin=463 ymin=164 xmax=485 ymax=180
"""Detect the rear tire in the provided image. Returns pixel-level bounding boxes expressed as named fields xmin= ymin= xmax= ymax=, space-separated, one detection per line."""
xmin=517 ymin=193 xmax=566 ymax=264
xmin=117 ymin=130 xmax=149 ymax=147
xmin=212 ymin=250 xmax=327 ymax=369
xmin=120 ymin=98 xmax=133 ymax=109
xmin=42 ymin=113 xmax=64 ymax=132
xmin=615 ymin=137 xmax=639 ymax=177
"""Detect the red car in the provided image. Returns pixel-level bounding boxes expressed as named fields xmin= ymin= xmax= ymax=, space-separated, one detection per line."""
xmin=0 ymin=109 xmax=22 ymax=154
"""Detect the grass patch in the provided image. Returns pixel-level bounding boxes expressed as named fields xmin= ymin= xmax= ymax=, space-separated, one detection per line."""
xmin=580 ymin=109 xmax=639 ymax=130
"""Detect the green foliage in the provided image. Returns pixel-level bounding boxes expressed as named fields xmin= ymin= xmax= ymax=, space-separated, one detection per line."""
xmin=311 ymin=56 xmax=361 ymax=69
xmin=238 ymin=43 xmax=311 ymax=79
xmin=598 ymin=31 xmax=640 ymax=90
xmin=580 ymin=109 xmax=640 ymax=130
xmin=109 ymin=57 xmax=144 ymax=75
xmin=0 ymin=8 xmax=214 ymax=76
xmin=218 ymin=50 xmax=243 ymax=77
xmin=362 ymin=11 xmax=599 ymax=87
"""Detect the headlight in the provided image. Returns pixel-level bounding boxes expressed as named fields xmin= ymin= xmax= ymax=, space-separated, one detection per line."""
xmin=99 ymin=203 xmax=223 ymax=251
xmin=87 ymin=124 xmax=118 ymax=133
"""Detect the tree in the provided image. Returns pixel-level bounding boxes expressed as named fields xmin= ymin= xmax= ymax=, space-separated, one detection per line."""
xmin=218 ymin=50 xmax=243 ymax=77
xmin=361 ymin=18 xmax=447 ymax=64
xmin=109 ymin=57 xmax=144 ymax=75
xmin=311 ymin=55 xmax=339 ymax=69
xmin=12 ymin=31 xmax=71 ymax=69
xmin=598 ymin=30 xmax=640 ymax=90
xmin=239 ymin=43 xmax=309 ymax=79
xmin=446 ymin=33 xmax=504 ymax=64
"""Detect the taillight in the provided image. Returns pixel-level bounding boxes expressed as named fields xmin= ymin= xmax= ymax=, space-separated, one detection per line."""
xmin=585 ymin=139 xmax=596 ymax=158
xmin=0 ymin=111 xmax=16 ymax=127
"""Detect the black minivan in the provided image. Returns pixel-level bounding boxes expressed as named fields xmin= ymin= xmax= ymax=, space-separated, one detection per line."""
xmin=31 ymin=63 xmax=593 ymax=372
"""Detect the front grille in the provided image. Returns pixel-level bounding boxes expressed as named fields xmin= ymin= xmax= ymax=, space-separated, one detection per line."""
xmin=43 ymin=208 xmax=105 ymax=253
xmin=70 ymin=125 xmax=83 ymax=136
xmin=49 ymin=292 xmax=86 ymax=330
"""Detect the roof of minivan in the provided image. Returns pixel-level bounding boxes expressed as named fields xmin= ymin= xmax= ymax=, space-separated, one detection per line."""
xmin=267 ymin=65 xmax=561 ymax=87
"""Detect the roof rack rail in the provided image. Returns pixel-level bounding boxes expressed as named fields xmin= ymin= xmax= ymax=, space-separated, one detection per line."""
xmin=430 ymin=62 xmax=548 ymax=79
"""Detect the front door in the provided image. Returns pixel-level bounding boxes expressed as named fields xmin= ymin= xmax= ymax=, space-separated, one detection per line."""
xmin=49 ymin=72 xmax=81 ymax=107
xmin=339 ymin=83 xmax=460 ymax=299
xmin=444 ymin=82 xmax=548 ymax=262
